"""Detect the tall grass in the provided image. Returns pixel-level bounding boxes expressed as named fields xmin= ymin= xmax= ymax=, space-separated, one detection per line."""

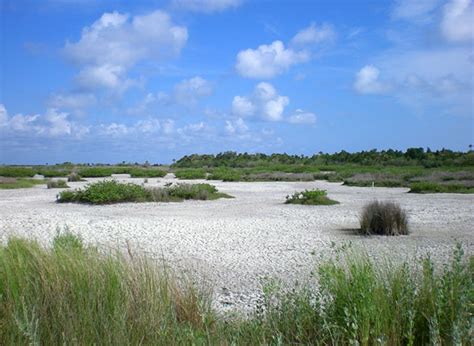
xmin=360 ymin=201 xmax=409 ymax=235
xmin=0 ymin=236 xmax=472 ymax=344
xmin=0 ymin=234 xmax=213 ymax=344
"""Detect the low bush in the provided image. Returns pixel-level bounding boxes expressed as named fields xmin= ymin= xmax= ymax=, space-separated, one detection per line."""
xmin=77 ymin=167 xmax=115 ymax=177
xmin=174 ymin=169 xmax=207 ymax=179
xmin=58 ymin=180 xmax=150 ymax=204
xmin=57 ymin=181 xmax=232 ymax=204
xmin=0 ymin=167 xmax=36 ymax=177
xmin=360 ymin=200 xmax=408 ymax=235
xmin=47 ymin=180 xmax=69 ymax=189
xmin=128 ymin=168 xmax=167 ymax=178
xmin=67 ymin=172 xmax=83 ymax=182
xmin=285 ymin=189 xmax=339 ymax=205
xmin=207 ymin=168 xmax=241 ymax=181
xmin=409 ymin=181 xmax=474 ymax=193
xmin=244 ymin=172 xmax=315 ymax=182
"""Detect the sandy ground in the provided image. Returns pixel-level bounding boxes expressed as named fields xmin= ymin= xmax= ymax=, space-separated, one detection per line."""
xmin=1 ymin=175 xmax=473 ymax=313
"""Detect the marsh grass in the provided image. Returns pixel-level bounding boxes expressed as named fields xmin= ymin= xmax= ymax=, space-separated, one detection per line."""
xmin=360 ymin=201 xmax=408 ymax=235
xmin=0 ymin=178 xmax=46 ymax=189
xmin=285 ymin=189 xmax=339 ymax=205
xmin=46 ymin=180 xmax=69 ymax=189
xmin=409 ymin=182 xmax=474 ymax=194
xmin=1 ymin=236 xmax=471 ymax=345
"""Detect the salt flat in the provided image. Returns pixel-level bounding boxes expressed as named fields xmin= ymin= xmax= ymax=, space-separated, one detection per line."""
xmin=1 ymin=176 xmax=473 ymax=312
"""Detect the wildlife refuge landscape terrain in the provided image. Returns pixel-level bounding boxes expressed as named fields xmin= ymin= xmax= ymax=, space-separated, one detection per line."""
xmin=1 ymin=150 xmax=473 ymax=344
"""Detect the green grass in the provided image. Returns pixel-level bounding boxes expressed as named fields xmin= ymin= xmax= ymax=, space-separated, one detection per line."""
xmin=409 ymin=182 xmax=474 ymax=194
xmin=285 ymin=189 xmax=339 ymax=205
xmin=174 ymin=168 xmax=207 ymax=179
xmin=1 ymin=236 xmax=471 ymax=345
xmin=57 ymin=181 xmax=232 ymax=204
xmin=0 ymin=178 xmax=46 ymax=189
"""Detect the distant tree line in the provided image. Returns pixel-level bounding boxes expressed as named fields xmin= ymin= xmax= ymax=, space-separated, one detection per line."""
xmin=172 ymin=148 xmax=474 ymax=168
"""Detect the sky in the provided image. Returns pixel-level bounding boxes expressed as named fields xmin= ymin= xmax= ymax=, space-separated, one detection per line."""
xmin=0 ymin=0 xmax=473 ymax=164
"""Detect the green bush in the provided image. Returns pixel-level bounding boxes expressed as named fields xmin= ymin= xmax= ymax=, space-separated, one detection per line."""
xmin=285 ymin=189 xmax=339 ymax=205
xmin=47 ymin=180 xmax=69 ymax=189
xmin=148 ymin=183 xmax=232 ymax=202
xmin=57 ymin=180 xmax=150 ymax=204
xmin=77 ymin=167 xmax=115 ymax=177
xmin=128 ymin=168 xmax=167 ymax=178
xmin=174 ymin=169 xmax=207 ymax=179
xmin=360 ymin=200 xmax=408 ymax=235
xmin=409 ymin=182 xmax=474 ymax=193
xmin=207 ymin=168 xmax=241 ymax=181
xmin=0 ymin=167 xmax=36 ymax=177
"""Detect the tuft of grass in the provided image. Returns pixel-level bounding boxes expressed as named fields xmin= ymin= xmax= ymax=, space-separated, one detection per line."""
xmin=47 ymin=180 xmax=69 ymax=189
xmin=360 ymin=200 xmax=408 ymax=235
xmin=0 ymin=178 xmax=46 ymax=189
xmin=0 ymin=234 xmax=213 ymax=345
xmin=57 ymin=181 xmax=232 ymax=204
xmin=285 ymin=189 xmax=339 ymax=205
xmin=409 ymin=182 xmax=474 ymax=194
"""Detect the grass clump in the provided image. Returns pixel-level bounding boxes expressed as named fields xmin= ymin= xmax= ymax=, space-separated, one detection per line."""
xmin=174 ymin=168 xmax=207 ymax=179
xmin=0 ymin=234 xmax=212 ymax=345
xmin=409 ymin=181 xmax=474 ymax=194
xmin=148 ymin=183 xmax=233 ymax=202
xmin=360 ymin=200 xmax=408 ymax=235
xmin=0 ymin=178 xmax=46 ymax=189
xmin=47 ymin=180 xmax=69 ymax=189
xmin=285 ymin=189 xmax=339 ymax=205
xmin=67 ymin=172 xmax=83 ymax=182
xmin=57 ymin=180 xmax=150 ymax=204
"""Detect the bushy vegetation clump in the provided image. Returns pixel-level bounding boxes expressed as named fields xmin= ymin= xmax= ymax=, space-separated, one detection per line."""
xmin=67 ymin=172 xmax=83 ymax=182
xmin=1 ymin=236 xmax=471 ymax=345
xmin=47 ymin=180 xmax=69 ymax=189
xmin=57 ymin=181 xmax=231 ymax=204
xmin=285 ymin=189 xmax=339 ymax=205
xmin=174 ymin=168 xmax=207 ymax=179
xmin=206 ymin=168 xmax=242 ymax=181
xmin=360 ymin=200 xmax=408 ymax=235
xmin=0 ymin=167 xmax=36 ymax=177
xmin=409 ymin=181 xmax=474 ymax=194
xmin=128 ymin=168 xmax=167 ymax=178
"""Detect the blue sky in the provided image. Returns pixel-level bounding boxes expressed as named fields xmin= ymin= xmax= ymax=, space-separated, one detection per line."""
xmin=0 ymin=0 xmax=473 ymax=164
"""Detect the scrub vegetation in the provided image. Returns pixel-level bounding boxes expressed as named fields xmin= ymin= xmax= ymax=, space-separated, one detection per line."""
xmin=1 ymin=235 xmax=471 ymax=345
xmin=360 ymin=201 xmax=409 ymax=236
xmin=285 ymin=189 xmax=339 ymax=205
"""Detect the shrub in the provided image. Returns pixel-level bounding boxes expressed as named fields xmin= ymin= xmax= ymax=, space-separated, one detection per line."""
xmin=285 ymin=189 xmax=339 ymax=205
xmin=174 ymin=169 xmax=207 ymax=180
xmin=37 ymin=169 xmax=69 ymax=177
xmin=409 ymin=182 xmax=474 ymax=194
xmin=148 ymin=183 xmax=232 ymax=202
xmin=77 ymin=167 xmax=115 ymax=177
xmin=57 ymin=180 xmax=150 ymax=204
xmin=0 ymin=167 xmax=36 ymax=177
xmin=128 ymin=168 xmax=167 ymax=178
xmin=67 ymin=172 xmax=83 ymax=182
xmin=47 ymin=180 xmax=69 ymax=189
xmin=207 ymin=168 xmax=241 ymax=181
xmin=360 ymin=200 xmax=408 ymax=235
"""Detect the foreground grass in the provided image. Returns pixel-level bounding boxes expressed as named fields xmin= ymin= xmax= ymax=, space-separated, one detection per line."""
xmin=0 ymin=178 xmax=46 ymax=189
xmin=285 ymin=189 xmax=339 ymax=205
xmin=57 ymin=180 xmax=232 ymax=204
xmin=0 ymin=236 xmax=472 ymax=345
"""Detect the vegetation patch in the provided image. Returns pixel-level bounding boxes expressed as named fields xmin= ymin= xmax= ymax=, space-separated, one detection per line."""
xmin=57 ymin=181 xmax=231 ymax=204
xmin=0 ymin=177 xmax=46 ymax=189
xmin=0 ymin=167 xmax=36 ymax=177
xmin=285 ymin=189 xmax=339 ymax=205
xmin=128 ymin=168 xmax=167 ymax=178
xmin=67 ymin=172 xmax=84 ymax=182
xmin=174 ymin=168 xmax=207 ymax=179
xmin=360 ymin=200 xmax=408 ymax=235
xmin=206 ymin=168 xmax=242 ymax=181
xmin=409 ymin=182 xmax=474 ymax=194
xmin=47 ymin=180 xmax=69 ymax=189
xmin=0 ymin=236 xmax=471 ymax=345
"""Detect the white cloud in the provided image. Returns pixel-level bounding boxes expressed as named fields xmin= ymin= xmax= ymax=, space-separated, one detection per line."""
xmin=65 ymin=10 xmax=187 ymax=92
xmin=291 ymin=23 xmax=336 ymax=46
xmin=0 ymin=105 xmax=89 ymax=138
xmin=172 ymin=0 xmax=241 ymax=13
xmin=441 ymin=0 xmax=473 ymax=42
xmin=392 ymin=0 xmax=440 ymax=21
xmin=232 ymin=82 xmax=289 ymax=121
xmin=49 ymin=93 xmax=97 ymax=111
xmin=174 ymin=76 xmax=213 ymax=105
xmin=235 ymin=41 xmax=309 ymax=79
xmin=353 ymin=65 xmax=390 ymax=94
xmin=225 ymin=118 xmax=248 ymax=134
xmin=287 ymin=109 xmax=316 ymax=124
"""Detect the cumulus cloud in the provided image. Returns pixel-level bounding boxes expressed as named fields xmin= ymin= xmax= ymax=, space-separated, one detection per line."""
xmin=49 ymin=93 xmax=97 ymax=113
xmin=225 ymin=117 xmax=248 ymax=134
xmin=287 ymin=109 xmax=316 ymax=124
xmin=291 ymin=23 xmax=336 ymax=46
xmin=172 ymin=0 xmax=241 ymax=13
xmin=353 ymin=65 xmax=390 ymax=94
xmin=174 ymin=76 xmax=213 ymax=105
xmin=441 ymin=0 xmax=473 ymax=42
xmin=0 ymin=105 xmax=89 ymax=138
xmin=232 ymin=82 xmax=289 ymax=121
xmin=235 ymin=41 xmax=309 ymax=79
xmin=64 ymin=10 xmax=187 ymax=92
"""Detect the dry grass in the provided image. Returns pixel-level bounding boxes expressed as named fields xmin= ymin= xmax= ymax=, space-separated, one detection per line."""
xmin=360 ymin=200 xmax=408 ymax=235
